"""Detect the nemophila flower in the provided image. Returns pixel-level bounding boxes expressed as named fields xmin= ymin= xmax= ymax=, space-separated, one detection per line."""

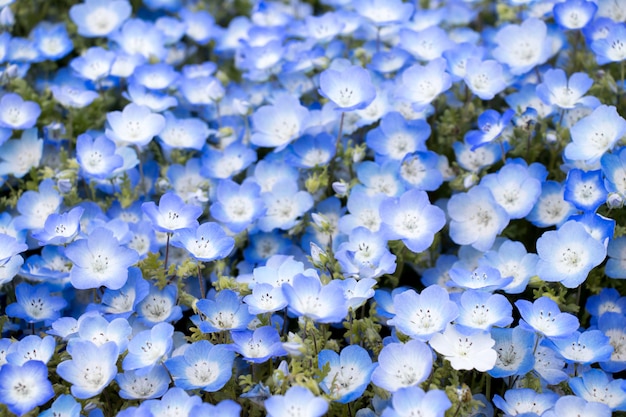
xmin=480 ymin=163 xmax=542 ymax=219
xmin=536 ymin=68 xmax=599 ymax=109
xmin=130 ymin=63 xmax=179 ymax=91
xmin=258 ymin=179 xmax=314 ymax=232
xmin=597 ymin=313 xmax=626 ymax=372
xmin=201 ymin=141 xmax=257 ymax=179
xmin=453 ymin=140 xmax=503 ymax=173
xmin=493 ymin=389 xmax=559 ymax=417
xmin=75 ymin=313 xmax=131 ymax=352
xmin=602 ymin=146 xmax=626 ymax=198
xmin=455 ymin=290 xmax=513 ymax=332
xmin=5 ymin=335 xmax=55 ymax=365
xmin=564 ymin=105 xmax=626 ymax=164
xmin=534 ymin=345 xmax=569 ymax=385
xmin=192 ymin=289 xmax=254 ymax=333
xmin=536 ymin=220 xmax=606 ymax=288
xmin=105 ymin=102 xmax=166 ymax=147
xmin=265 ymin=386 xmax=328 ymax=417
xmin=6 ymin=282 xmax=67 ymax=324
xmin=447 ymin=185 xmax=510 ymax=252
xmin=570 ymin=368 xmax=626 ymax=411
xmin=0 ymin=360 xmax=54 ymax=416
xmin=191 ymin=399 xmax=241 ymax=417
xmin=210 ymin=180 xmax=265 ymax=233
xmin=368 ymin=47 xmax=411 ymax=74
xmin=39 ymin=394 xmax=81 ymax=417
xmin=32 ymin=22 xmax=73 ymax=61
xmin=172 ymin=222 xmax=235 ymax=262
xmin=480 ymin=240 xmax=538 ymax=294
xmin=387 ymin=285 xmax=458 ymax=341
xmin=371 ymin=340 xmax=433 ymax=392
xmin=338 ymin=278 xmax=376 ymax=310
xmin=122 ymin=322 xmax=174 ymax=373
xmin=31 ymin=206 xmax=84 ymax=246
xmin=399 ymin=26 xmax=455 ymax=62
xmin=70 ymin=46 xmax=115 ymax=82
xmin=111 ymin=19 xmax=167 ymax=61
xmin=230 ymin=326 xmax=287 ymax=363
xmin=586 ymin=288 xmax=626 ymax=321
xmin=65 ymin=227 xmax=139 ymax=290
xmin=69 ymin=0 xmax=131 ymax=37
xmin=516 ymin=296 xmax=580 ymax=339
xmin=49 ymin=71 xmax=99 ymax=109
xmin=339 ymin=189 xmax=384 ymax=234
xmin=318 ymin=65 xmax=376 ymax=112
xmin=157 ymin=112 xmax=210 ymax=151
xmin=125 ymin=81 xmax=178 ymax=113
xmin=429 ymin=324 xmax=497 ymax=372
xmin=353 ymin=0 xmax=413 ymax=26
xmin=139 ymin=387 xmax=202 ymax=417
xmin=379 ymin=188 xmax=446 ymax=253
xmin=591 ymin=22 xmax=626 ymax=64
xmin=285 ymin=132 xmax=336 ymax=169
xmin=570 ymin=212 xmax=616 ymax=251
xmin=489 ymin=327 xmax=536 ymax=378
xmin=116 ymin=366 xmax=170 ymax=400
xmin=90 ymin=267 xmax=149 ymax=319
xmin=0 ymin=93 xmax=40 ymax=130
xmin=243 ymin=283 xmax=288 ymax=314
xmin=13 ymin=179 xmax=63 ymax=232
xmin=381 ymin=386 xmax=451 ymax=417
xmin=249 ymin=255 xmax=309 ymax=289
xmin=553 ymin=0 xmax=597 ymax=30
xmin=142 ymin=192 xmax=202 ymax=234
xmin=564 ymin=169 xmax=607 ymax=212
xmin=546 ymin=329 xmax=613 ymax=364
xmin=398 ymin=150 xmax=443 ymax=191
xmin=463 ymin=58 xmax=508 ymax=100
xmin=165 ymin=340 xmax=234 ymax=391
xmin=283 ymin=274 xmax=348 ymax=323
xmin=354 ymin=160 xmax=404 ymax=197
xmin=492 ymin=17 xmax=552 ymax=75
xmin=335 ymin=227 xmax=396 ymax=281
xmin=56 ymin=340 xmax=119 ymax=399
xmin=366 ymin=112 xmax=430 ymax=161
xmin=135 ymin=283 xmax=182 ymax=326
xmin=304 ymin=12 xmax=345 ymax=43
xmin=318 ymin=345 xmax=376 ymax=403
xmin=179 ymin=75 xmax=224 ymax=105
xmin=544 ymin=396 xmax=611 ymax=417
xmin=76 ymin=133 xmax=124 ymax=179
xmin=526 ymin=180 xmax=577 ymax=228
xmin=0 ymin=128 xmax=43 ymax=178
xmin=465 ymin=109 xmax=514 ymax=151
xmin=397 ymin=58 xmax=451 ymax=109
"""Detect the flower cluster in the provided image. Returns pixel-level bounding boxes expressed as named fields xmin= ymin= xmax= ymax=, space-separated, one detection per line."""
xmin=0 ymin=0 xmax=625 ymax=416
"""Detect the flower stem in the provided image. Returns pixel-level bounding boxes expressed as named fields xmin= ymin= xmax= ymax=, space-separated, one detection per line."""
xmin=197 ymin=262 xmax=205 ymax=299
xmin=164 ymin=232 xmax=171 ymax=272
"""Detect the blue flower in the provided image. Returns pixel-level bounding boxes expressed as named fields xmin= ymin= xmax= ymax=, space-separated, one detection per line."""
xmin=282 ymin=274 xmax=348 ymax=323
xmin=142 ymin=191 xmax=203 ymax=234
xmin=243 ymin=283 xmax=288 ymax=314
xmin=569 ymin=368 xmax=626 ymax=411
xmin=480 ymin=163 xmax=542 ymax=219
xmin=480 ymin=240 xmax=538 ymax=294
xmin=545 ymin=329 xmax=613 ymax=365
xmin=165 ymin=340 xmax=234 ymax=391
xmin=76 ymin=133 xmax=124 ymax=180
xmin=536 ymin=68 xmax=600 ymax=109
xmin=90 ymin=266 xmax=149 ymax=319
xmin=210 ymin=180 xmax=265 ymax=233
xmin=318 ymin=65 xmax=376 ymax=111
xmin=397 ymin=58 xmax=451 ymax=108
xmin=493 ymin=389 xmax=558 ymax=416
xmin=398 ymin=150 xmax=444 ymax=191
xmin=258 ymin=179 xmax=313 ymax=232
xmin=383 ymin=386 xmax=451 ymax=417
xmin=191 ymin=400 xmax=242 ymax=417
xmin=251 ymin=93 xmax=310 ymax=151
xmin=106 ymin=102 xmax=166 ymax=147
xmin=31 ymin=206 xmax=84 ymax=246
xmin=463 ymin=58 xmax=508 ymax=100
xmin=489 ymin=327 xmax=535 ymax=378
xmin=465 ymin=109 xmax=514 ymax=151
xmin=134 ymin=283 xmax=183 ymax=326
xmin=6 ymin=282 xmax=67 ymax=324
xmin=172 ymin=222 xmax=235 ymax=262
xmin=0 ymin=128 xmax=43 ymax=179
xmin=31 ymin=22 xmax=73 ymax=61
xmin=492 ymin=18 xmax=552 ymax=75
xmin=448 ymin=265 xmax=513 ymax=292
xmin=516 ymin=296 xmax=580 ymax=339
xmin=0 ymin=93 xmax=41 ymax=130
xmin=371 ymin=340 xmax=432 ymax=392
xmin=201 ymin=141 xmax=257 ymax=179
xmin=399 ymin=26 xmax=454 ymax=62
xmin=230 ymin=326 xmax=287 ymax=363
xmin=116 ymin=366 xmax=170 ymax=400
xmin=39 ymin=394 xmax=81 ymax=417
xmin=319 ymin=345 xmax=376 ymax=403
xmin=542 ymin=396 xmax=611 ymax=417
xmin=5 ymin=334 xmax=56 ymax=365
xmin=591 ymin=22 xmax=626 ymax=65
xmin=0 ymin=360 xmax=54 ymax=416
xmin=536 ymin=220 xmax=606 ymax=288
xmin=387 ymin=285 xmax=458 ymax=342
xmin=285 ymin=132 xmax=337 ymax=169
xmin=65 ymin=227 xmax=139 ymax=290
xmin=157 ymin=112 xmax=210 ymax=151
xmin=122 ymin=322 xmax=174 ymax=373
xmin=70 ymin=46 xmax=115 ymax=82
xmin=69 ymin=0 xmax=131 ymax=37
xmin=192 ymin=289 xmax=254 ymax=333
xmin=597 ymin=313 xmax=626 ymax=372
xmin=353 ymin=0 xmax=414 ymax=26
xmin=455 ymin=290 xmax=513 ymax=332
xmin=526 ymin=180 xmax=577 ymax=228
xmin=366 ymin=112 xmax=430 ymax=161
xmin=264 ymin=386 xmax=328 ymax=417
xmin=564 ymin=169 xmax=607 ymax=212
xmin=430 ymin=324 xmax=497 ymax=372
xmin=56 ymin=340 xmax=119 ymax=399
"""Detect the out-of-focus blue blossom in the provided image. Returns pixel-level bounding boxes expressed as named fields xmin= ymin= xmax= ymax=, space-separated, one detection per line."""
xmin=318 ymin=345 xmax=376 ymax=403
xmin=69 ymin=0 xmax=131 ymax=38
xmin=0 ymin=360 xmax=55 ymax=416
xmin=492 ymin=18 xmax=552 ymax=75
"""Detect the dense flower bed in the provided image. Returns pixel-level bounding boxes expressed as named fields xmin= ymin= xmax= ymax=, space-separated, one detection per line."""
xmin=0 ymin=0 xmax=625 ymax=416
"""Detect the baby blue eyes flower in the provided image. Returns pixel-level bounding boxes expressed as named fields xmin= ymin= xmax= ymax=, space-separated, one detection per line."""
xmin=230 ymin=326 xmax=287 ymax=363
xmin=192 ymin=289 xmax=254 ymax=333
xmin=283 ymin=274 xmax=348 ymax=323
xmin=464 ymin=109 xmax=514 ymax=151
xmin=516 ymin=296 xmax=580 ymax=339
xmin=116 ymin=366 xmax=170 ymax=400
xmin=543 ymin=396 xmax=612 ymax=417
xmin=569 ymin=368 xmax=626 ymax=411
xmin=536 ymin=68 xmax=599 ymax=109
xmin=142 ymin=191 xmax=203 ymax=234
xmin=122 ymin=322 xmax=174 ymax=373
xmin=492 ymin=17 xmax=552 ymax=75
xmin=39 ymin=394 xmax=81 ymax=417
xmin=335 ymin=227 xmax=397 ymax=281
xmin=0 ymin=128 xmax=43 ymax=179
xmin=106 ymin=102 xmax=166 ymax=147
xmin=251 ymin=93 xmax=310 ymax=151
xmin=165 ymin=340 xmax=235 ymax=391
xmin=318 ymin=65 xmax=376 ymax=112
xmin=76 ymin=133 xmax=124 ymax=180
xmin=489 ymin=327 xmax=535 ymax=378
xmin=366 ymin=112 xmax=430 ymax=161
xmin=172 ymin=222 xmax=235 ymax=262
xmin=429 ymin=324 xmax=497 ymax=372
xmin=397 ymin=58 xmax=452 ymax=109
xmin=0 ymin=93 xmax=41 ymax=130
xmin=318 ymin=345 xmax=376 ymax=403
xmin=264 ymin=385 xmax=328 ymax=417
xmin=6 ymin=282 xmax=67 ymax=324
xmin=371 ymin=340 xmax=432 ymax=392
xmin=65 ymin=227 xmax=139 ymax=290
xmin=69 ymin=0 xmax=131 ymax=37
xmin=0 ymin=360 xmax=55 ymax=416
xmin=493 ymin=388 xmax=558 ymax=416
xmin=545 ymin=329 xmax=613 ymax=365
xmin=535 ymin=220 xmax=606 ymax=288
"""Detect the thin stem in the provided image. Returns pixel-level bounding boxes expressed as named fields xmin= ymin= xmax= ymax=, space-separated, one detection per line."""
xmin=498 ymin=138 xmax=507 ymax=165
xmin=134 ymin=145 xmax=146 ymax=194
xmin=197 ymin=262 xmax=206 ymax=299
xmin=336 ymin=112 xmax=345 ymax=144
xmin=164 ymin=233 xmax=171 ymax=271
xmin=376 ymin=27 xmax=381 ymax=53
